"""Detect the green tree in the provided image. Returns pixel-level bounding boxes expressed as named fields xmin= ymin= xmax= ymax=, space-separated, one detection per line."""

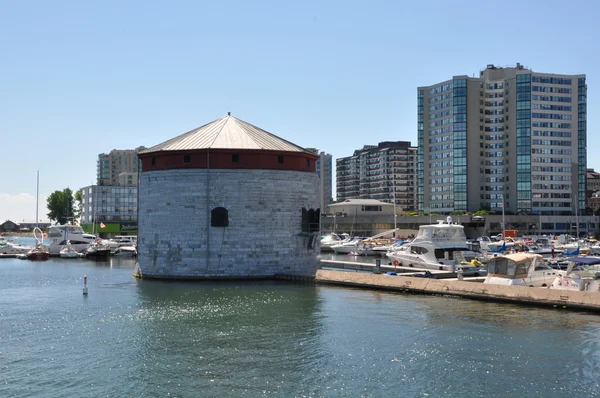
xmin=46 ymin=188 xmax=76 ymax=224
xmin=74 ymin=189 xmax=83 ymax=222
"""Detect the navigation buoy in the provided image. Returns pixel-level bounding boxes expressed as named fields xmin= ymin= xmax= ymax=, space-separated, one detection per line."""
xmin=83 ymin=275 xmax=88 ymax=295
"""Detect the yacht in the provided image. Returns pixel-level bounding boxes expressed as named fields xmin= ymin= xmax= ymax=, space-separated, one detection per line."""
xmin=484 ymin=253 xmax=564 ymax=287
xmin=46 ymin=225 xmax=96 ymax=256
xmin=385 ymin=219 xmax=482 ymax=275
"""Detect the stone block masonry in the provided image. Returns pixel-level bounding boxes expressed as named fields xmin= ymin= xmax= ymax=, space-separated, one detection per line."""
xmin=138 ymin=169 xmax=320 ymax=279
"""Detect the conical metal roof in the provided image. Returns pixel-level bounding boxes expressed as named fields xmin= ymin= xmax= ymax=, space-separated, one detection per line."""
xmin=141 ymin=114 xmax=307 ymax=153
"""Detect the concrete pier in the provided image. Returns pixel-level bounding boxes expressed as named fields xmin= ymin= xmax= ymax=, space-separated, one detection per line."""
xmin=315 ymin=269 xmax=600 ymax=313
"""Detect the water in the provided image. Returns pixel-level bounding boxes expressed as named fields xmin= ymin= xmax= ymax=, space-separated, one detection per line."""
xmin=1 ymin=240 xmax=600 ymax=397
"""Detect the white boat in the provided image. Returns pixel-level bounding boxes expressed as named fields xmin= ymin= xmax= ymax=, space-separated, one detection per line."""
xmin=46 ymin=225 xmax=96 ymax=256
xmin=320 ymin=233 xmax=348 ymax=252
xmin=385 ymin=219 xmax=482 ymax=275
xmin=487 ymin=237 xmax=516 ymax=251
xmin=59 ymin=241 xmax=81 ymax=258
xmin=484 ymin=253 xmax=564 ymax=287
xmin=331 ymin=237 xmax=367 ymax=254
xmin=0 ymin=238 xmax=32 ymax=255
xmin=113 ymin=245 xmax=137 ymax=257
xmin=103 ymin=235 xmax=138 ymax=253
xmin=549 ymin=257 xmax=600 ymax=292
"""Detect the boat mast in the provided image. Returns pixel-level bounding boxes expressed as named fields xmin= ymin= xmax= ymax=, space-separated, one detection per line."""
xmin=501 ymin=193 xmax=505 ymax=240
xmin=576 ymin=191 xmax=579 ymax=244
xmin=35 ymin=170 xmax=39 ymax=230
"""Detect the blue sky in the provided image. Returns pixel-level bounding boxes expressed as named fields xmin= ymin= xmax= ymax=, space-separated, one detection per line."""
xmin=1 ymin=0 xmax=598 ymax=222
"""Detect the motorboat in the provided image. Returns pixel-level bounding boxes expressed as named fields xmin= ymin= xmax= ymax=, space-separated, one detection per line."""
xmin=550 ymin=257 xmax=600 ymax=292
xmin=331 ymin=237 xmax=367 ymax=254
xmin=86 ymin=240 xmax=112 ymax=259
xmin=46 ymin=225 xmax=96 ymax=256
xmin=487 ymin=237 xmax=516 ymax=251
xmin=512 ymin=240 xmax=562 ymax=258
xmin=484 ymin=253 xmax=564 ymax=287
xmin=385 ymin=219 xmax=482 ymax=275
xmin=320 ymin=233 xmax=348 ymax=252
xmin=102 ymin=235 xmax=138 ymax=253
xmin=113 ymin=245 xmax=137 ymax=257
xmin=0 ymin=238 xmax=32 ymax=256
xmin=59 ymin=241 xmax=81 ymax=258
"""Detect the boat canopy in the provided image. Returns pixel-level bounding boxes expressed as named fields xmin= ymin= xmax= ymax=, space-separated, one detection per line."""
xmin=487 ymin=253 xmax=544 ymax=279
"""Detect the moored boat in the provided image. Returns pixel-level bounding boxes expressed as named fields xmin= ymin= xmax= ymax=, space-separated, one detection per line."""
xmin=484 ymin=253 xmax=564 ymax=287
xmin=550 ymin=257 xmax=600 ymax=292
xmin=26 ymin=243 xmax=50 ymax=261
xmin=386 ymin=219 xmax=482 ymax=275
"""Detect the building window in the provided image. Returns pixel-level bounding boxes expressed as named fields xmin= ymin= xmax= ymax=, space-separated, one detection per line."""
xmin=211 ymin=207 xmax=229 ymax=227
xmin=183 ymin=155 xmax=191 ymax=164
xmin=151 ymin=157 xmax=156 ymax=166
xmin=232 ymin=154 xmax=240 ymax=163
xmin=301 ymin=207 xmax=320 ymax=233
xmin=278 ymin=155 xmax=284 ymax=164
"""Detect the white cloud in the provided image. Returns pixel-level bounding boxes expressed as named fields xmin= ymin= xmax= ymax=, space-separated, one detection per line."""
xmin=0 ymin=193 xmax=50 ymax=223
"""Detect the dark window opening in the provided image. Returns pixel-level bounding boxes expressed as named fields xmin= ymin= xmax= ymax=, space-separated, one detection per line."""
xmin=232 ymin=154 xmax=240 ymax=163
xmin=183 ymin=155 xmax=191 ymax=164
xmin=306 ymin=159 xmax=310 ymax=168
xmin=211 ymin=207 xmax=229 ymax=227
xmin=278 ymin=155 xmax=284 ymax=164
xmin=301 ymin=207 xmax=320 ymax=233
xmin=151 ymin=157 xmax=156 ymax=166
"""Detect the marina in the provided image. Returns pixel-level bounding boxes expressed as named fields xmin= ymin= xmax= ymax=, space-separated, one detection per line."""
xmin=1 ymin=252 xmax=600 ymax=397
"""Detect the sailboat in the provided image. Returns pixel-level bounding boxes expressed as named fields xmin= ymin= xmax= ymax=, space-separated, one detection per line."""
xmin=25 ymin=171 xmax=50 ymax=261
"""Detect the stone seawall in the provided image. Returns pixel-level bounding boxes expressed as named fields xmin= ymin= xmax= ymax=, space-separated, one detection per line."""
xmin=315 ymin=269 xmax=600 ymax=312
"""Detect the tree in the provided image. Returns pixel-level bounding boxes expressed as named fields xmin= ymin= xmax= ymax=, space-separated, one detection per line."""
xmin=46 ymin=188 xmax=76 ymax=224
xmin=74 ymin=189 xmax=83 ymax=222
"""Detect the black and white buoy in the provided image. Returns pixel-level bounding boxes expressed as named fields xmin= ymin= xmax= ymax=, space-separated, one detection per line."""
xmin=83 ymin=275 xmax=88 ymax=295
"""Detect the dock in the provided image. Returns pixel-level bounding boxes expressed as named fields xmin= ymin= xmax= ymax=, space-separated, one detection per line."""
xmin=320 ymin=259 xmax=486 ymax=281
xmin=315 ymin=269 xmax=600 ymax=313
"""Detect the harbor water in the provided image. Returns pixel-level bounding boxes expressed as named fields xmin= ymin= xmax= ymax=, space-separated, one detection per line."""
xmin=1 ymin=243 xmax=600 ymax=397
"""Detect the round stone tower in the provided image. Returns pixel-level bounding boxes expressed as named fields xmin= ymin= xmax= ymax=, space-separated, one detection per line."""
xmin=136 ymin=114 xmax=321 ymax=279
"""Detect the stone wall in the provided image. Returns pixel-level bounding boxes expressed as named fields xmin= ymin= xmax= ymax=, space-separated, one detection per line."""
xmin=138 ymin=169 xmax=320 ymax=278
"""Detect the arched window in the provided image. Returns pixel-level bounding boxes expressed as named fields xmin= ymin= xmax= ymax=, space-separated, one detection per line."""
xmin=211 ymin=207 xmax=229 ymax=227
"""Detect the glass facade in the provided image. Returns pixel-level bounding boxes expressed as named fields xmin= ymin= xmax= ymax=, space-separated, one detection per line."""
xmin=417 ymin=89 xmax=424 ymax=213
xmin=516 ymin=73 xmax=532 ymax=213
xmin=452 ymin=79 xmax=467 ymax=211
xmin=578 ymin=77 xmax=587 ymax=213
xmin=81 ymin=185 xmax=138 ymax=224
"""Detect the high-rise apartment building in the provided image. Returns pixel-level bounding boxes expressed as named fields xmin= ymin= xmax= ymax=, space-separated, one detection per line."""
xmin=336 ymin=141 xmax=417 ymax=211
xmin=418 ymin=63 xmax=586 ymax=216
xmin=97 ymin=147 xmax=146 ymax=186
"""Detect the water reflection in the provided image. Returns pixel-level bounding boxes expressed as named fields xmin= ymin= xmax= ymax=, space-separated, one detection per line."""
xmin=130 ymin=280 xmax=324 ymax=396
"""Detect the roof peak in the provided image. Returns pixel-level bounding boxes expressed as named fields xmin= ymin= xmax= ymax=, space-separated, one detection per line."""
xmin=141 ymin=115 xmax=308 ymax=153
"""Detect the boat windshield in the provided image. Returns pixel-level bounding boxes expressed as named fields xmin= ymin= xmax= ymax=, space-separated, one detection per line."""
xmin=488 ymin=257 xmax=531 ymax=278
